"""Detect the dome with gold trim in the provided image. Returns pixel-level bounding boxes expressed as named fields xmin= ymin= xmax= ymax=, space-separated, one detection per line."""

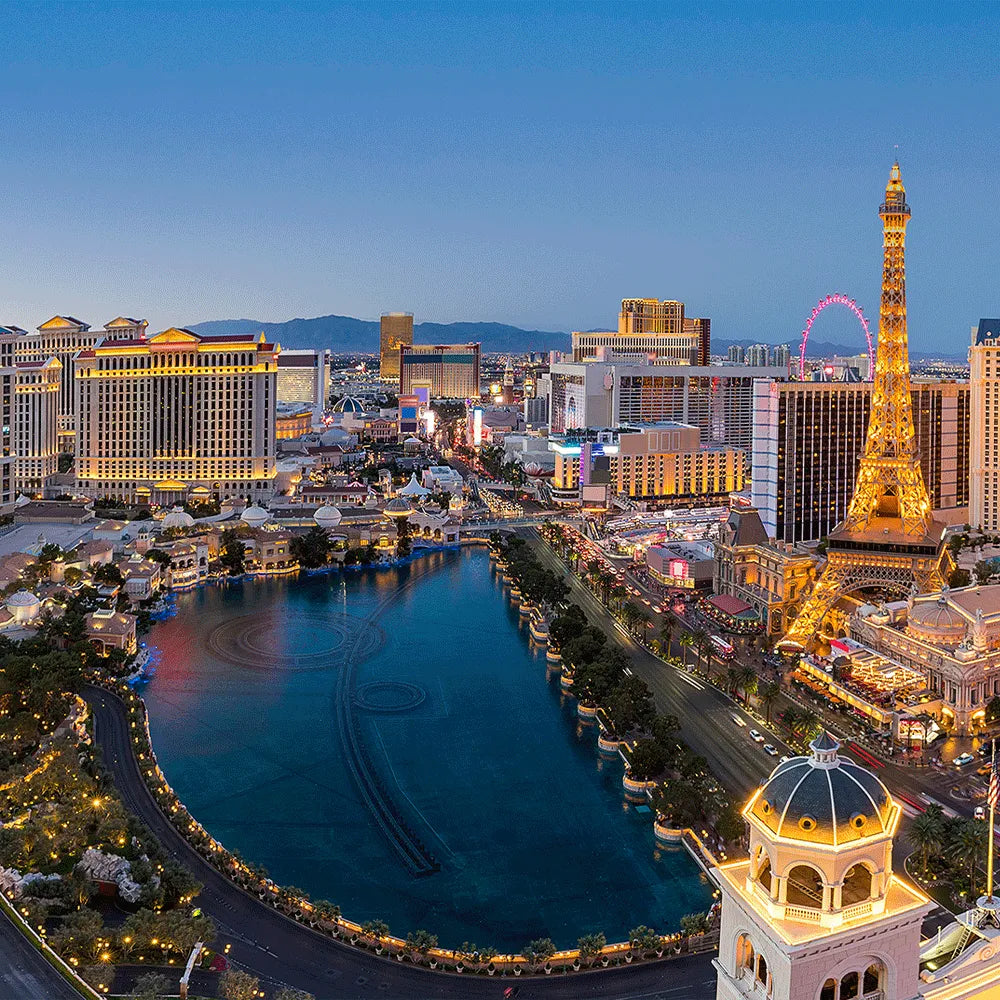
xmin=907 ymin=595 xmax=967 ymax=647
xmin=747 ymin=732 xmax=894 ymax=846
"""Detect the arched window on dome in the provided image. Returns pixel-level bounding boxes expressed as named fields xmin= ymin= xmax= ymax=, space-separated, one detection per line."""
xmin=820 ymin=980 xmax=837 ymax=1000
xmin=842 ymin=863 xmax=874 ymax=906
xmin=863 ymin=963 xmax=884 ymax=995
xmin=786 ymin=864 xmax=825 ymax=908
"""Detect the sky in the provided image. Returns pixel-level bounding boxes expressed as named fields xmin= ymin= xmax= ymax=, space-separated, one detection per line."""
xmin=0 ymin=1 xmax=998 ymax=353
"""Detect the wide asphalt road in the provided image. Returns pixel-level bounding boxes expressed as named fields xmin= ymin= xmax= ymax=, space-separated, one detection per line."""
xmin=85 ymin=684 xmax=716 ymax=1000
xmin=524 ymin=530 xmax=784 ymax=801
xmin=0 ymin=906 xmax=85 ymax=1000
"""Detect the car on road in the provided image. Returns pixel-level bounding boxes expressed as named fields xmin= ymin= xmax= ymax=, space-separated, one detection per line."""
xmin=749 ymin=729 xmax=765 ymax=743
xmin=763 ymin=744 xmax=779 ymax=756
xmin=953 ymin=752 xmax=976 ymax=767
xmin=979 ymin=743 xmax=994 ymax=757
xmin=779 ymin=755 xmax=791 ymax=764
xmin=731 ymin=714 xmax=746 ymax=727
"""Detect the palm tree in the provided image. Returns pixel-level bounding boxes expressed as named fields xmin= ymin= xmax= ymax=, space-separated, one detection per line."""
xmin=795 ymin=709 xmax=820 ymax=741
xmin=910 ymin=812 xmax=944 ymax=875
xmin=659 ymin=617 xmax=675 ymax=654
xmin=758 ymin=680 xmax=781 ymax=723
xmin=631 ymin=605 xmax=651 ymax=637
xmin=585 ymin=559 xmax=602 ymax=590
xmin=679 ymin=632 xmax=694 ymax=670
xmin=956 ymin=820 xmax=985 ymax=896
xmin=734 ymin=665 xmax=757 ymax=704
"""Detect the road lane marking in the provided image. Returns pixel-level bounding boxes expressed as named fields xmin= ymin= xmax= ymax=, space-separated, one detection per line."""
xmin=675 ymin=672 xmax=704 ymax=690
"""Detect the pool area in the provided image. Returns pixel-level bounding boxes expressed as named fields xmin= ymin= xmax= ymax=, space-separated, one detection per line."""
xmin=142 ymin=547 xmax=712 ymax=950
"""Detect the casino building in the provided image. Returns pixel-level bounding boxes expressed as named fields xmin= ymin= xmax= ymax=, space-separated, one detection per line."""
xmin=74 ymin=326 xmax=278 ymax=504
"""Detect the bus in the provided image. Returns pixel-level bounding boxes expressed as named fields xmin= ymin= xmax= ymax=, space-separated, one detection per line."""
xmin=710 ymin=635 xmax=735 ymax=660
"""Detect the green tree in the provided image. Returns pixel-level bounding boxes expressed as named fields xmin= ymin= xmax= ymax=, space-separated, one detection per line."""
xmin=910 ymin=810 xmax=944 ymax=875
xmin=130 ymin=972 xmax=171 ymax=1000
xmin=956 ymin=820 xmax=985 ymax=896
xmin=94 ymin=562 xmax=124 ymax=586
xmin=948 ymin=567 xmax=971 ymax=588
xmin=758 ymin=680 xmax=782 ymax=723
xmin=80 ymin=963 xmax=116 ymax=992
xmin=628 ymin=925 xmax=661 ymax=956
xmin=145 ymin=549 xmax=173 ymax=568
xmin=220 ymin=969 xmax=261 ymax=1000
xmin=274 ymin=989 xmax=316 ymax=1000
xmin=577 ymin=931 xmax=606 ymax=966
xmin=975 ymin=559 xmax=994 ymax=586
xmin=679 ymin=631 xmax=694 ymax=669
xmin=404 ymin=928 xmax=438 ymax=955
xmin=361 ymin=919 xmax=390 ymax=941
xmin=680 ymin=912 xmax=709 ymax=936
xmin=522 ymin=937 xmax=556 ymax=970
xmin=627 ymin=739 xmax=668 ymax=780
xmin=606 ymin=674 xmax=655 ymax=734
xmin=986 ymin=697 xmax=1000 ymax=725
xmin=219 ymin=529 xmax=246 ymax=575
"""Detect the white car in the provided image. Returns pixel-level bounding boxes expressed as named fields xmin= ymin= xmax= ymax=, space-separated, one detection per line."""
xmin=763 ymin=744 xmax=779 ymax=756
xmin=953 ymin=752 xmax=976 ymax=767
xmin=749 ymin=729 xmax=765 ymax=743
xmin=731 ymin=714 xmax=746 ymax=727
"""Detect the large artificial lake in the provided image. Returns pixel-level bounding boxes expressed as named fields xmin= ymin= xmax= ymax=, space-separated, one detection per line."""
xmin=143 ymin=547 xmax=712 ymax=950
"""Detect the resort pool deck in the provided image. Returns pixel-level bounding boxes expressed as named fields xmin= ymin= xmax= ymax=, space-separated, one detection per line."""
xmin=143 ymin=547 xmax=712 ymax=950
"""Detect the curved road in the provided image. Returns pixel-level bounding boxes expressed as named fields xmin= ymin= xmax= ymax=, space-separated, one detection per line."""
xmin=86 ymin=685 xmax=715 ymax=1000
xmin=0 ymin=906 xmax=84 ymax=1000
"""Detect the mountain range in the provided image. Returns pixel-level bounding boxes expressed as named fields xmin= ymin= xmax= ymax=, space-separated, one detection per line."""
xmin=188 ymin=315 xmax=571 ymax=354
xmin=187 ymin=314 xmax=967 ymax=361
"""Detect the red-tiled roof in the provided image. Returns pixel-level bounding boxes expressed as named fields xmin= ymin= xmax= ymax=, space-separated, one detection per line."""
xmin=707 ymin=593 xmax=753 ymax=616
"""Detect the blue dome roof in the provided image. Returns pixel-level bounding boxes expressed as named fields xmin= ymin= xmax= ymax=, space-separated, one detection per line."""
xmin=332 ymin=396 xmax=365 ymax=413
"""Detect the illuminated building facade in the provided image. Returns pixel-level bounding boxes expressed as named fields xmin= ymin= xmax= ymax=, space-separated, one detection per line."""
xmin=379 ymin=312 xmax=413 ymax=382
xmin=783 ymin=164 xmax=950 ymax=649
xmin=0 ymin=332 xmax=14 ymax=507
xmin=399 ymin=343 xmax=480 ymax=398
xmin=548 ymin=360 xmax=784 ymax=452
xmin=276 ymin=349 xmax=330 ymax=408
xmin=714 ymin=733 xmax=931 ymax=1000
xmin=12 ymin=316 xmax=146 ymax=452
xmin=74 ymin=327 xmax=278 ymax=504
xmin=571 ymin=297 xmax=710 ymax=365
xmin=849 ymin=585 xmax=1000 ymax=736
xmin=714 ymin=498 xmax=817 ymax=635
xmin=550 ymin=422 xmax=743 ymax=506
xmin=970 ymin=318 xmax=1000 ymax=531
xmin=752 ymin=379 xmax=969 ymax=544
xmin=13 ymin=358 xmax=61 ymax=493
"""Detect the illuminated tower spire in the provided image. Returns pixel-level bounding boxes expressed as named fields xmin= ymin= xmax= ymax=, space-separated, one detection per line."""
xmin=781 ymin=165 xmax=950 ymax=650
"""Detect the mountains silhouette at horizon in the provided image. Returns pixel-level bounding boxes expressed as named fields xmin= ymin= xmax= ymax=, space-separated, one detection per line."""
xmin=187 ymin=314 xmax=965 ymax=360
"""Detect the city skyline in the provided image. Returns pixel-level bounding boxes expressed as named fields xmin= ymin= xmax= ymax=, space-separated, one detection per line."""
xmin=1 ymin=3 xmax=998 ymax=352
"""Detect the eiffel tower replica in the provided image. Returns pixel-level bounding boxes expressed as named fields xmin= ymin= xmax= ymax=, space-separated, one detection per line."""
xmin=781 ymin=163 xmax=951 ymax=650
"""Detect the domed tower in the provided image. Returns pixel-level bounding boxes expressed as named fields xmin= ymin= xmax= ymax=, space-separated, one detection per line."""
xmin=714 ymin=732 xmax=932 ymax=1000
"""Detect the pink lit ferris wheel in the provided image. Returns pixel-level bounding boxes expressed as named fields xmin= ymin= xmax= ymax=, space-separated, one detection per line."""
xmin=798 ymin=293 xmax=874 ymax=381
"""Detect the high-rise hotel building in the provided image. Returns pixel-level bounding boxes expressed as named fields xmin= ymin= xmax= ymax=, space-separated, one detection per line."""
xmin=276 ymin=349 xmax=330 ymax=408
xmin=752 ymin=378 xmax=969 ymax=544
xmin=379 ymin=312 xmax=413 ymax=382
xmin=0 ymin=332 xmax=16 ymax=507
xmin=399 ymin=343 xmax=480 ymax=399
xmin=970 ymin=319 xmax=1000 ymax=531
xmin=547 ymin=359 xmax=784 ymax=453
xmin=572 ymin=298 xmax=710 ymax=365
xmin=74 ymin=327 xmax=278 ymax=504
xmin=12 ymin=316 xmax=148 ymax=452
xmin=13 ymin=358 xmax=61 ymax=493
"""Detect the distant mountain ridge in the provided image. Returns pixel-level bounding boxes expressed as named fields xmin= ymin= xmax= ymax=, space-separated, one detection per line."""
xmin=188 ymin=315 xmax=571 ymax=354
xmin=187 ymin=315 xmax=966 ymax=361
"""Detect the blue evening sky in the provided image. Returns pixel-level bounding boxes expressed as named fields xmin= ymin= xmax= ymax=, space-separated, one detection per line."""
xmin=0 ymin=1 xmax=996 ymax=352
